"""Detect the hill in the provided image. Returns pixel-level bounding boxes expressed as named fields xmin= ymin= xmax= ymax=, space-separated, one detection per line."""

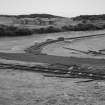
xmin=0 ymin=14 xmax=105 ymax=36
xmin=73 ymin=14 xmax=105 ymax=21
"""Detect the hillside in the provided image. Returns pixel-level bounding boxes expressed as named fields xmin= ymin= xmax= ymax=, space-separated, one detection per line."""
xmin=0 ymin=14 xmax=105 ymax=36
xmin=0 ymin=14 xmax=70 ymax=27
xmin=73 ymin=14 xmax=105 ymax=21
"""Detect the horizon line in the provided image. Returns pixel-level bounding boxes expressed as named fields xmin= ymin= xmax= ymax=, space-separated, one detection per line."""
xmin=0 ymin=12 xmax=105 ymax=18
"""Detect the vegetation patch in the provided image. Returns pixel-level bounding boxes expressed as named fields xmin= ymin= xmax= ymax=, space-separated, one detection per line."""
xmin=1 ymin=14 xmax=105 ymax=37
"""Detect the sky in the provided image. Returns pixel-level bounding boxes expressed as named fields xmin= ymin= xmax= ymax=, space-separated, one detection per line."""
xmin=0 ymin=0 xmax=105 ymax=17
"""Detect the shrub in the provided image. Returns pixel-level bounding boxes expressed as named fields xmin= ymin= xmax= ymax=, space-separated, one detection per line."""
xmin=0 ymin=25 xmax=32 ymax=37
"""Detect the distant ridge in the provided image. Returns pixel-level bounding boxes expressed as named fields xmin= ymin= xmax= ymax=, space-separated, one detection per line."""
xmin=0 ymin=13 xmax=105 ymax=37
xmin=73 ymin=14 xmax=105 ymax=21
xmin=1 ymin=13 xmax=105 ymax=20
xmin=0 ymin=14 xmax=63 ymax=18
xmin=17 ymin=14 xmax=63 ymax=18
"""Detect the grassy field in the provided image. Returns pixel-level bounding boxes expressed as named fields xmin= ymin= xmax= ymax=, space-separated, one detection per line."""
xmin=0 ymin=30 xmax=105 ymax=53
xmin=0 ymin=52 xmax=105 ymax=67
xmin=42 ymin=33 xmax=105 ymax=58
xmin=0 ymin=31 xmax=105 ymax=104
xmin=0 ymin=67 xmax=105 ymax=105
xmin=1 ymin=14 xmax=105 ymax=104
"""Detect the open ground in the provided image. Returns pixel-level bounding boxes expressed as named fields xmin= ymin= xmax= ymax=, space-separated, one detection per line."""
xmin=0 ymin=30 xmax=105 ymax=104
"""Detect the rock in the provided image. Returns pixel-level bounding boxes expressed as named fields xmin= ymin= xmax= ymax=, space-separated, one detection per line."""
xmin=67 ymin=71 xmax=71 ymax=74
xmin=89 ymin=74 xmax=93 ymax=76
xmin=78 ymin=96 xmax=85 ymax=100
xmin=98 ymin=82 xmax=105 ymax=86
xmin=68 ymin=66 xmax=73 ymax=70
xmin=78 ymin=73 xmax=82 ymax=75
